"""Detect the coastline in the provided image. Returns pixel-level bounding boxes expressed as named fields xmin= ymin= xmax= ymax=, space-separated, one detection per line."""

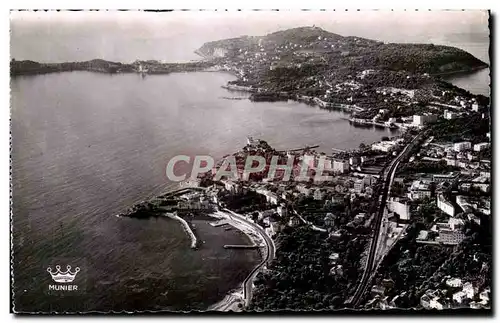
xmin=206 ymin=209 xmax=273 ymax=311
xmin=432 ymin=64 xmax=489 ymax=77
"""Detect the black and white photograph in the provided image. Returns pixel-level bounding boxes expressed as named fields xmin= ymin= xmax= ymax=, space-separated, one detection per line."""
xmin=9 ymin=9 xmax=492 ymax=314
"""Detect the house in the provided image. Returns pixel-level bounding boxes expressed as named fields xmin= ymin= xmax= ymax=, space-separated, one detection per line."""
xmin=420 ymin=295 xmax=432 ymax=309
xmin=413 ymin=114 xmax=437 ymax=126
xmin=333 ymin=160 xmax=350 ymax=174
xmin=453 ymin=291 xmax=467 ymax=304
xmin=473 ymin=142 xmax=490 ymax=152
xmin=296 ymin=184 xmax=311 ymax=196
xmin=329 ymin=252 xmax=340 ymax=264
xmin=408 ymin=180 xmax=431 ymax=201
xmin=288 ymin=216 xmax=301 ymax=227
xmin=437 ymin=194 xmax=455 ymax=217
xmin=314 ymin=189 xmax=325 ymax=201
xmin=438 ymin=229 xmax=465 ymax=245
xmin=324 ymin=213 xmax=336 ymax=227
xmin=387 ymin=197 xmax=411 ymax=220
xmin=444 ymin=110 xmax=457 ymax=120
xmin=276 ymin=205 xmax=287 ymax=217
xmin=329 ymin=264 xmax=343 ymax=276
xmin=432 ymin=172 xmax=460 ymax=183
xmin=371 ymin=285 xmax=386 ymax=297
xmin=453 ymin=141 xmax=472 ymax=152
xmin=463 ymin=282 xmax=476 ymax=299
xmin=446 ymin=278 xmax=463 ymax=288
xmin=353 ymin=179 xmax=364 ymax=193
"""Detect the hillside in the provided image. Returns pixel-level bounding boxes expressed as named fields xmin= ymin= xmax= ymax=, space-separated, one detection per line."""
xmin=196 ymin=26 xmax=488 ymax=75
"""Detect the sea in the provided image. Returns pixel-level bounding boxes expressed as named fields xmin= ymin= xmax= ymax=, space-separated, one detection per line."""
xmin=10 ymin=14 xmax=490 ymax=312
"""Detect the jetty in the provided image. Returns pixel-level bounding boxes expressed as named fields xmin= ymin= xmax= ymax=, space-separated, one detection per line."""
xmin=223 ymin=244 xmax=259 ymax=249
xmin=164 ymin=212 xmax=198 ymax=249
xmin=210 ymin=219 xmax=230 ymax=227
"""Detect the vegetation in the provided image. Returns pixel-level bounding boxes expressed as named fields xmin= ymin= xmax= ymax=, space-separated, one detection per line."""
xmin=249 ymin=225 xmax=368 ymax=311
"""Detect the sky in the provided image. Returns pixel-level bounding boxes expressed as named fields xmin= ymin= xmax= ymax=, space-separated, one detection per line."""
xmin=10 ymin=10 xmax=490 ymax=63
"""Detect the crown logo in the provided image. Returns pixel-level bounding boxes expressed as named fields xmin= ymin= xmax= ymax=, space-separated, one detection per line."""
xmin=47 ymin=265 xmax=80 ymax=283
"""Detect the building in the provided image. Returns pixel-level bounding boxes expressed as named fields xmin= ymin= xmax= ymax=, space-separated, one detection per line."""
xmin=314 ymin=189 xmax=325 ymax=201
xmin=420 ymin=295 xmax=432 ymax=309
xmin=432 ymin=172 xmax=460 ymax=183
xmin=223 ymin=180 xmax=242 ymax=195
xmin=463 ymin=282 xmax=476 ymax=299
xmin=446 ymin=278 xmax=463 ymax=288
xmin=324 ymin=213 xmax=336 ymax=227
xmin=354 ymin=213 xmax=366 ymax=224
xmin=333 ymin=159 xmax=350 ymax=174
xmin=448 ymin=218 xmax=465 ymax=230
xmin=453 ymin=141 xmax=472 ymax=152
xmin=371 ymin=141 xmax=398 ymax=153
xmin=472 ymin=103 xmax=480 ymax=112
xmin=467 ymin=213 xmax=481 ymax=225
xmin=417 ymin=230 xmax=429 ymax=242
xmin=438 ymin=229 xmax=465 ymax=245
xmin=288 ymin=216 xmax=301 ymax=227
xmin=408 ymin=180 xmax=431 ymax=201
xmin=349 ymin=156 xmax=360 ymax=167
xmin=413 ymin=114 xmax=437 ymax=126
xmin=329 ymin=252 xmax=340 ymax=264
xmin=453 ymin=291 xmax=467 ymax=304
xmin=473 ymin=142 xmax=490 ymax=152
xmin=296 ymin=184 xmax=311 ymax=196
xmin=444 ymin=110 xmax=457 ymax=120
xmin=276 ymin=205 xmax=287 ymax=217
xmin=353 ymin=179 xmax=364 ymax=193
xmin=363 ymin=175 xmax=376 ymax=186
xmin=437 ymin=194 xmax=455 ymax=217
xmin=387 ymin=197 xmax=411 ymax=220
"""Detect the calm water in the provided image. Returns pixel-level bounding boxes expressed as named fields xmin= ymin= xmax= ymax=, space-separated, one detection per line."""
xmin=11 ymin=71 xmax=398 ymax=312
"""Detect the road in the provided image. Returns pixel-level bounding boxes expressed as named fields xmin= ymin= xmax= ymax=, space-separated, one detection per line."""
xmin=222 ymin=208 xmax=276 ymax=306
xmin=349 ymin=131 xmax=426 ymax=307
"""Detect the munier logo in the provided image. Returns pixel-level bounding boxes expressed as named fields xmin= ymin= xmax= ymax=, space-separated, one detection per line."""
xmin=47 ymin=265 xmax=80 ymax=283
xmin=47 ymin=265 xmax=80 ymax=292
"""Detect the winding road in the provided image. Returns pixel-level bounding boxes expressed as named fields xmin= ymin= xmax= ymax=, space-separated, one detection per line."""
xmin=222 ymin=208 xmax=276 ymax=306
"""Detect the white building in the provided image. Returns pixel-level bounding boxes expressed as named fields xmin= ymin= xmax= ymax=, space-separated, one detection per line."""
xmin=223 ymin=180 xmax=242 ymax=194
xmin=313 ymin=189 xmax=325 ymax=201
xmin=472 ymin=103 xmax=480 ymax=112
xmin=371 ymin=141 xmax=398 ymax=153
xmin=463 ymin=282 xmax=476 ymax=299
xmin=277 ymin=205 xmax=287 ymax=217
xmin=408 ymin=180 xmax=431 ymax=201
xmin=453 ymin=141 xmax=472 ymax=152
xmin=446 ymin=278 xmax=463 ymax=288
xmin=333 ymin=160 xmax=350 ymax=174
xmin=444 ymin=110 xmax=457 ymax=120
xmin=353 ymin=179 xmax=364 ymax=193
xmin=437 ymin=194 xmax=455 ymax=217
xmin=438 ymin=229 xmax=465 ymax=245
xmin=296 ymin=184 xmax=311 ymax=196
xmin=413 ymin=114 xmax=437 ymax=126
xmin=453 ymin=291 xmax=467 ymax=304
xmin=387 ymin=198 xmax=411 ymax=220
xmin=473 ymin=142 xmax=490 ymax=152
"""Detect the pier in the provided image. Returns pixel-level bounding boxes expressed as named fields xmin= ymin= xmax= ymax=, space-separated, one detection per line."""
xmin=223 ymin=244 xmax=259 ymax=249
xmin=277 ymin=145 xmax=320 ymax=153
xmin=210 ymin=219 xmax=230 ymax=227
xmin=164 ymin=213 xmax=198 ymax=249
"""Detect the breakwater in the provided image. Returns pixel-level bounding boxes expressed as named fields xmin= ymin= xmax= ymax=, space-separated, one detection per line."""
xmin=164 ymin=212 xmax=198 ymax=249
